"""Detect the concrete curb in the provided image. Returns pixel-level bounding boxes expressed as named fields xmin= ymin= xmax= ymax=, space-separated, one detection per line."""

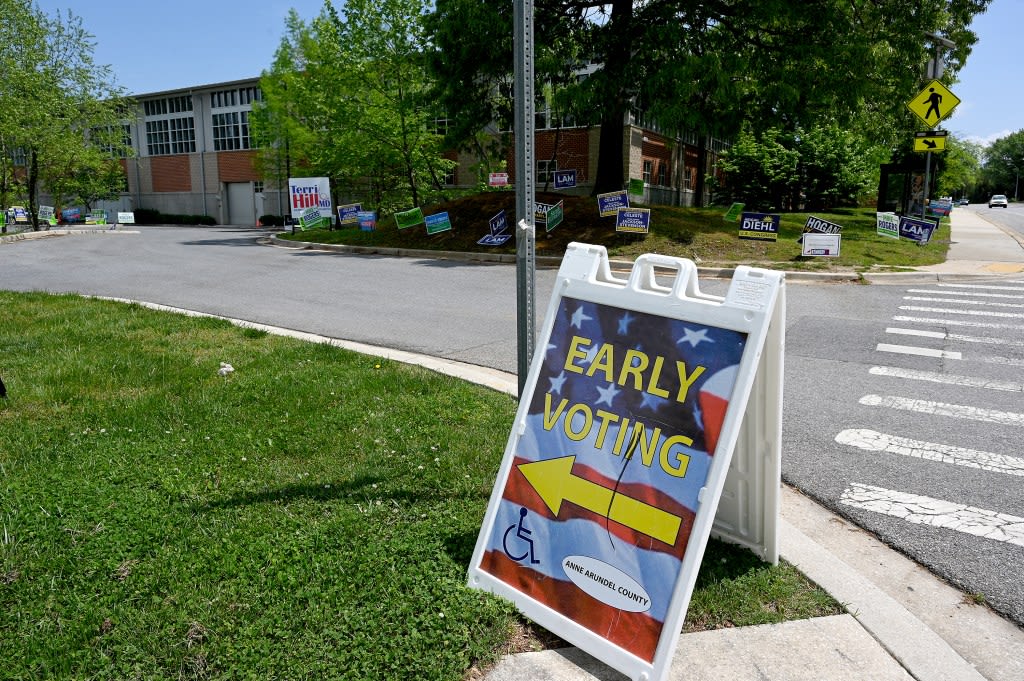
xmin=0 ymin=228 xmax=139 ymax=244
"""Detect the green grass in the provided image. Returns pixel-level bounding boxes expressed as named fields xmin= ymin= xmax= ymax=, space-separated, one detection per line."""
xmin=278 ymin=191 xmax=950 ymax=271
xmin=0 ymin=292 xmax=840 ymax=679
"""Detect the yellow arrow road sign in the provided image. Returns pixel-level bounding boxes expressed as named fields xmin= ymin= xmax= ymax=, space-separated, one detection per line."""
xmin=907 ymin=79 xmax=960 ymax=127
xmin=913 ymin=131 xmax=948 ymax=152
xmin=518 ymin=456 xmax=683 ymax=545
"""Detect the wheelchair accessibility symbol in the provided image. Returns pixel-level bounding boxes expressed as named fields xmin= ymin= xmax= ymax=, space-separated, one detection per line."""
xmin=503 ymin=507 xmax=540 ymax=564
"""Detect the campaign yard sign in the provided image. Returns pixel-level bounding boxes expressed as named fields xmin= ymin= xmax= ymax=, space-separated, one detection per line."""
xmin=469 ymin=244 xmax=785 ymax=681
xmin=628 ymin=178 xmax=645 ymax=196
xmin=801 ymin=232 xmax=841 ymax=257
xmin=545 ymin=201 xmax=564 ymax=232
xmin=801 ymin=216 xmax=842 ymax=238
xmin=738 ymin=212 xmax=779 ymax=241
xmin=722 ymin=202 xmax=745 ymax=222
xmin=117 ymin=211 xmax=136 ymax=225
xmin=299 ymin=207 xmax=329 ymax=231
xmin=554 ymin=170 xmax=577 ymax=190
xmin=876 ymin=212 xmax=900 ymax=239
xmin=338 ymin=203 xmax=362 ymax=226
xmin=395 ymin=207 xmax=425 ymax=229
xmin=899 ymin=215 xmax=938 ymax=245
xmin=489 ymin=172 xmax=510 ymax=187
xmin=288 ymin=177 xmax=332 ymax=222
xmin=425 ymin=211 xmax=452 ymax=235
xmin=479 ymin=209 xmax=512 ymax=246
xmin=597 ymin=190 xmax=629 ymax=217
xmin=357 ymin=210 xmax=377 ymax=231
xmin=615 ymin=207 xmax=651 ymax=234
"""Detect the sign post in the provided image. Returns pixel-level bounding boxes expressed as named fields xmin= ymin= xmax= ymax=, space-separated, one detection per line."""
xmin=906 ymin=78 xmax=960 ymax=219
xmin=469 ymin=243 xmax=784 ymax=681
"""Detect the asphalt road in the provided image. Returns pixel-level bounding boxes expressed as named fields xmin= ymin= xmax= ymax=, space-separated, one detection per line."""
xmin=2 ymin=225 xmax=1022 ymax=626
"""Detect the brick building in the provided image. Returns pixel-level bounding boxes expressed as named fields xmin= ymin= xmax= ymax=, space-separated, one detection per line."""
xmin=98 ymin=76 xmax=725 ymax=224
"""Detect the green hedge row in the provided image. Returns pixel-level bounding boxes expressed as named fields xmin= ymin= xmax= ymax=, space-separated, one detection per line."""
xmin=133 ymin=208 xmax=217 ymax=226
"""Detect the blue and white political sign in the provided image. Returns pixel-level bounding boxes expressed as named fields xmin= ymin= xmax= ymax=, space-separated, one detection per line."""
xmin=899 ymin=215 xmax=938 ymax=244
xmin=615 ymin=207 xmax=651 ymax=234
xmin=554 ymin=170 xmax=577 ymax=190
xmin=489 ymin=209 xmax=509 ymax=236
xmin=338 ymin=203 xmax=362 ymax=225
xmin=738 ymin=212 xmax=779 ymax=241
xmin=478 ymin=233 xmax=512 ymax=246
xmin=597 ymin=190 xmax=629 ymax=217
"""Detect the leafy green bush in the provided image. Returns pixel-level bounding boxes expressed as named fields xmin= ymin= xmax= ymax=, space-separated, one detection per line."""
xmin=259 ymin=214 xmax=285 ymax=226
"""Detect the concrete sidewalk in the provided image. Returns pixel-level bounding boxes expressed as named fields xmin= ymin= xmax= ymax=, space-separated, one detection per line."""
xmin=480 ymin=208 xmax=1024 ymax=681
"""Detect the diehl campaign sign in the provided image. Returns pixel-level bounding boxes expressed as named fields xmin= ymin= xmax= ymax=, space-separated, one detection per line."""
xmin=738 ymin=213 xmax=780 ymax=241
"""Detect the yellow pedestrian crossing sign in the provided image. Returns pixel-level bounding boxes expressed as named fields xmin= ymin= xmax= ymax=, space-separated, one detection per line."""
xmin=906 ymin=79 xmax=960 ymax=127
xmin=913 ymin=130 xmax=948 ymax=153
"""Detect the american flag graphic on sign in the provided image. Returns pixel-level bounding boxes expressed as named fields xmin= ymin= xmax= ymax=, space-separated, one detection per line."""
xmin=480 ymin=295 xmax=747 ymax=662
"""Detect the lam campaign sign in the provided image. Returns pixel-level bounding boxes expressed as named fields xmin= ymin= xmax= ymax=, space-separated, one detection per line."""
xmin=288 ymin=177 xmax=332 ymax=222
xmin=554 ymin=170 xmax=577 ymax=190
xmin=899 ymin=215 xmax=938 ymax=245
xmin=479 ymin=209 xmax=512 ymax=246
xmin=470 ymin=244 xmax=785 ymax=681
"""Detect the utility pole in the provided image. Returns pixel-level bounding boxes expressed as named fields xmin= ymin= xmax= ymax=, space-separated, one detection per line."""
xmin=920 ymin=33 xmax=955 ymax=219
xmin=514 ymin=0 xmax=536 ymax=397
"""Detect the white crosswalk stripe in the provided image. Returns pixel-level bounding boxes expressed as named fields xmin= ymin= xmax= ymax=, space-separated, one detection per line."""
xmin=885 ymin=327 xmax=1024 ymax=348
xmin=840 ymin=483 xmax=1024 ymax=548
xmin=899 ymin=305 xmax=1024 ymax=319
xmin=903 ymin=295 xmax=1024 ymax=309
xmin=859 ymin=394 xmax=1024 ymax=427
xmin=868 ymin=365 xmax=1024 ymax=392
xmin=892 ymin=315 xmax=1024 ymax=330
xmin=907 ymin=288 xmax=1024 ymax=300
xmin=875 ymin=343 xmax=961 ymax=359
xmin=835 ymin=429 xmax=1024 ymax=477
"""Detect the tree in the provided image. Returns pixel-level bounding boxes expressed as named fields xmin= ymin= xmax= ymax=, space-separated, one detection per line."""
xmin=0 ymin=1 xmax=129 ymax=230
xmin=253 ymin=0 xmax=452 ymax=213
xmin=936 ymin=137 xmax=982 ymax=200
xmin=982 ymin=131 xmax=1024 ymax=200
xmin=426 ymin=0 xmax=992 ymax=200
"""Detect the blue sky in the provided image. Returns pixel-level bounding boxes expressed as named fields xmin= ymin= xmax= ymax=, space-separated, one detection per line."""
xmin=33 ymin=0 xmax=1021 ymax=147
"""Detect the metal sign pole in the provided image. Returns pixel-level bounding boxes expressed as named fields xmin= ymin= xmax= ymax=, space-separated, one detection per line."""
xmin=514 ymin=0 xmax=536 ymax=397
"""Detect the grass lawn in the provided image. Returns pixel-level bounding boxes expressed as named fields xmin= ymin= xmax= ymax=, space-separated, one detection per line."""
xmin=0 ymin=292 xmax=840 ymax=680
xmin=278 ymin=191 xmax=950 ymax=272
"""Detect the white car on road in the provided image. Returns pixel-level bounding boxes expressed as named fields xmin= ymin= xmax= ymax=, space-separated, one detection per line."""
xmin=988 ymin=194 xmax=1008 ymax=208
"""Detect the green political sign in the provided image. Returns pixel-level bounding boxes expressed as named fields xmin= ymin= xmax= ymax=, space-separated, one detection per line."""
xmin=545 ymin=201 xmax=564 ymax=232
xmin=395 ymin=207 xmax=425 ymax=229
xmin=723 ymin=203 xmax=745 ymax=222
xmin=628 ymin=178 xmax=645 ymax=196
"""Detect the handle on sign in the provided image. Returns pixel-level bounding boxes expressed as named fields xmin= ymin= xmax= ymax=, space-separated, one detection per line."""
xmin=627 ymin=253 xmax=700 ymax=299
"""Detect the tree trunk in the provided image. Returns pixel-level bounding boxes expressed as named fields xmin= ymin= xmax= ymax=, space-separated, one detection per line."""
xmin=591 ymin=0 xmax=633 ymax=196
xmin=694 ymin=136 xmax=709 ymax=208
xmin=28 ymin=148 xmax=40 ymax=231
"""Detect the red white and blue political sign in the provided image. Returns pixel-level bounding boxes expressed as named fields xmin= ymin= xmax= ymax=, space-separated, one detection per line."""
xmin=554 ymin=170 xmax=577 ymax=190
xmin=899 ymin=215 xmax=938 ymax=244
xmin=356 ymin=210 xmax=377 ymax=231
xmin=475 ymin=295 xmax=746 ymax=663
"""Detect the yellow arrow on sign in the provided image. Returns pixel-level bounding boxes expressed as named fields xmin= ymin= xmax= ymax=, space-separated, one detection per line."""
xmin=913 ymin=132 xmax=947 ymax=153
xmin=906 ymin=79 xmax=961 ymax=127
xmin=518 ymin=456 xmax=683 ymax=545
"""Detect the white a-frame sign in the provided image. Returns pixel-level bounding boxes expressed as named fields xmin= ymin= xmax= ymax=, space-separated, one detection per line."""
xmin=468 ymin=243 xmax=785 ymax=681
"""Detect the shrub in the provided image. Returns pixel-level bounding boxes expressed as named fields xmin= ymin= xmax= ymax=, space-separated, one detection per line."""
xmin=259 ymin=214 xmax=285 ymax=226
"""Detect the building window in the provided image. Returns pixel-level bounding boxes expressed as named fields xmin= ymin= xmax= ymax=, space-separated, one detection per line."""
xmin=537 ymin=159 xmax=557 ymax=184
xmin=212 ymin=111 xmax=252 ymax=151
xmin=656 ymin=162 xmax=668 ymax=187
xmin=642 ymin=160 xmax=653 ymax=184
xmin=146 ymin=117 xmax=195 ymax=155
xmin=212 ymin=86 xmax=262 ymax=109
xmin=93 ymin=124 xmax=131 ymax=158
xmin=254 ymin=181 xmax=264 ymax=194
xmin=684 ymin=166 xmax=694 ymax=191
xmin=143 ymin=95 xmax=192 ymax=117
